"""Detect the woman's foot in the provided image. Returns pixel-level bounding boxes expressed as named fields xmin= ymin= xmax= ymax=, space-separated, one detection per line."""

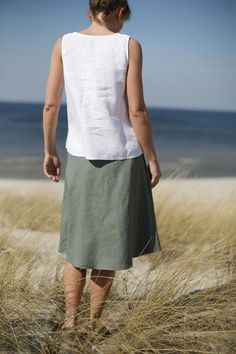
xmin=61 ymin=316 xmax=77 ymax=330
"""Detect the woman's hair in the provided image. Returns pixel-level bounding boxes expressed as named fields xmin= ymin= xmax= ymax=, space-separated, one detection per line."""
xmin=89 ymin=0 xmax=131 ymax=25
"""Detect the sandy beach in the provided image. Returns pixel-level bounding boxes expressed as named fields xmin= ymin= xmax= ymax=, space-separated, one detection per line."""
xmin=1 ymin=176 xmax=235 ymax=203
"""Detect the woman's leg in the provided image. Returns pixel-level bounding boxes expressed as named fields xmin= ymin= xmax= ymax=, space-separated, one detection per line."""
xmin=63 ymin=261 xmax=87 ymax=328
xmin=89 ymin=269 xmax=115 ymax=329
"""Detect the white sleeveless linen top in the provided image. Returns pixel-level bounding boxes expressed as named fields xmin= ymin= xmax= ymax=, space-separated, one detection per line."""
xmin=61 ymin=31 xmax=143 ymax=160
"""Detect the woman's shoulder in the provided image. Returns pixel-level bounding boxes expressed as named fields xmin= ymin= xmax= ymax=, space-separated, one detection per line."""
xmin=62 ymin=32 xmax=75 ymax=39
xmin=123 ymin=33 xmax=141 ymax=46
xmin=126 ymin=35 xmax=142 ymax=53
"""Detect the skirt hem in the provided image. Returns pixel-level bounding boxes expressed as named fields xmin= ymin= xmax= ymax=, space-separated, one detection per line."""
xmin=58 ymin=247 xmax=162 ymax=271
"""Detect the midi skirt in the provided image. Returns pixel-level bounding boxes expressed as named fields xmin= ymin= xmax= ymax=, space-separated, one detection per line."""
xmin=58 ymin=151 xmax=162 ymax=270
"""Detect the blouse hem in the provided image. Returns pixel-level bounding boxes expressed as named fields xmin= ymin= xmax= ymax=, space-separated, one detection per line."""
xmin=66 ymin=148 xmax=144 ymax=160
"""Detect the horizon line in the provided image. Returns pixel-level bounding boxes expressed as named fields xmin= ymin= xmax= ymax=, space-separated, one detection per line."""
xmin=0 ymin=100 xmax=235 ymax=114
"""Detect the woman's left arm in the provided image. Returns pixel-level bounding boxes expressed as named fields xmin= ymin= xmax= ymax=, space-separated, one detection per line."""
xmin=43 ymin=37 xmax=64 ymax=182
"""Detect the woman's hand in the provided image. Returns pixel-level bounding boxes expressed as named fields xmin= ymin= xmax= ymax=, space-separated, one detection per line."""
xmin=148 ymin=159 xmax=161 ymax=188
xmin=43 ymin=153 xmax=61 ymax=182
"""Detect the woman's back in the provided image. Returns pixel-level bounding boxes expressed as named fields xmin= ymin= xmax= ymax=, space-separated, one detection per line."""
xmin=62 ymin=31 xmax=143 ymax=159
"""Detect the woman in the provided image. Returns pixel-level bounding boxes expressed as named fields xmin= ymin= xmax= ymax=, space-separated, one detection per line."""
xmin=43 ymin=0 xmax=162 ymax=331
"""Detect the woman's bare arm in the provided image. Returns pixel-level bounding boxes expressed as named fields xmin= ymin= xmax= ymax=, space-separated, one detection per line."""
xmin=126 ymin=37 xmax=161 ymax=186
xmin=42 ymin=37 xmax=64 ymax=181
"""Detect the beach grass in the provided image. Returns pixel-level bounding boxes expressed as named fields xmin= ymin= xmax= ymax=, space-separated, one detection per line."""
xmin=0 ymin=176 xmax=235 ymax=353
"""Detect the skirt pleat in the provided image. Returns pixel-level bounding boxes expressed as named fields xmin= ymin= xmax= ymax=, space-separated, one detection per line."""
xmin=58 ymin=151 xmax=162 ymax=270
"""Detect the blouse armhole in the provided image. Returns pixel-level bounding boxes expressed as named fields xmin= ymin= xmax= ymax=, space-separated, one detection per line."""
xmin=126 ymin=35 xmax=131 ymax=62
xmin=61 ymin=34 xmax=68 ymax=64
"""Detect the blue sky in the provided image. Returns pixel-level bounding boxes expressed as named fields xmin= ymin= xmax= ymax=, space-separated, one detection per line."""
xmin=0 ymin=0 xmax=235 ymax=111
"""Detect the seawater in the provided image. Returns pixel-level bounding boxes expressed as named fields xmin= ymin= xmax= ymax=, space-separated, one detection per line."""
xmin=0 ymin=101 xmax=235 ymax=178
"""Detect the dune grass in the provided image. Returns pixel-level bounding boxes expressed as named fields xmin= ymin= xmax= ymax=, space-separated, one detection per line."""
xmin=0 ymin=176 xmax=235 ymax=353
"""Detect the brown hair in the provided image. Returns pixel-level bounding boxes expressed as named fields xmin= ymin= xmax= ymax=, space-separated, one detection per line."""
xmin=89 ymin=0 xmax=131 ymax=25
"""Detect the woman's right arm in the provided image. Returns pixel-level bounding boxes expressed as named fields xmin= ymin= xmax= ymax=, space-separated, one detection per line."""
xmin=126 ymin=37 xmax=161 ymax=187
xmin=42 ymin=37 xmax=64 ymax=182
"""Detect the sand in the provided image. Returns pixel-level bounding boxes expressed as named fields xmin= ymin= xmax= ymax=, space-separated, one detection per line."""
xmin=0 ymin=176 xmax=235 ymax=203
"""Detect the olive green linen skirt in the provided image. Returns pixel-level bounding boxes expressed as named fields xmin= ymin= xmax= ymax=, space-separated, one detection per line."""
xmin=58 ymin=151 xmax=162 ymax=270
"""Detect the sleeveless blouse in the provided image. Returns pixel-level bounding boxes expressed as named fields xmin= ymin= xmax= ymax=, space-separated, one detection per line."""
xmin=61 ymin=31 xmax=143 ymax=159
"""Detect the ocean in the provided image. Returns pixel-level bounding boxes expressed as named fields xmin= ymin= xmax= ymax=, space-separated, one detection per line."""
xmin=0 ymin=101 xmax=235 ymax=179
